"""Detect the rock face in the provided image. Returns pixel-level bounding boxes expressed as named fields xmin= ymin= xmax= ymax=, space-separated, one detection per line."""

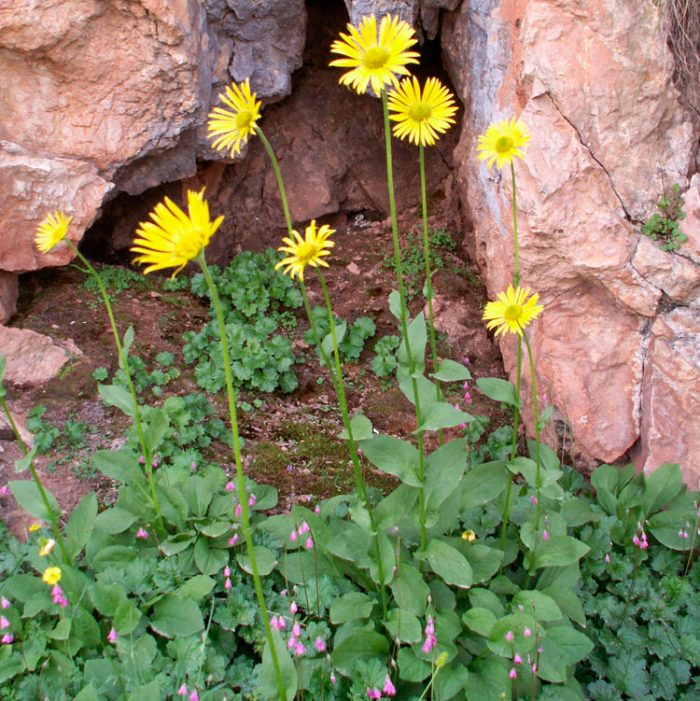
xmin=442 ymin=0 xmax=700 ymax=474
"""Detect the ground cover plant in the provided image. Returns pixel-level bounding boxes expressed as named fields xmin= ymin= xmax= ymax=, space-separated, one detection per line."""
xmin=1 ymin=12 xmax=698 ymax=701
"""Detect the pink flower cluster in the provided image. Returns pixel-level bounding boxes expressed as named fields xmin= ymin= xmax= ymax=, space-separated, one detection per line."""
xmin=135 ymin=527 xmax=148 ymax=540
xmin=223 ymin=566 xmax=232 ymax=590
xmin=289 ymin=521 xmax=314 ymax=550
xmin=1 ymin=598 xmax=13 ymax=644
xmin=632 ymin=526 xmax=649 ymax=550
xmin=52 ymin=584 xmax=68 ymax=608
xmin=422 ymin=616 xmax=436 ymax=653
xmin=367 ymin=677 xmax=396 ymax=699
xmin=176 ymin=684 xmax=199 ymax=700
xmin=286 ymin=621 xmax=306 ymax=657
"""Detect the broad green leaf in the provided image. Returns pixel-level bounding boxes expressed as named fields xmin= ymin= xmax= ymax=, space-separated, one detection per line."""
xmin=464 ymin=656 xmax=509 ymax=701
xmin=177 ymin=575 xmax=216 ymax=601
xmin=332 ymin=629 xmax=389 ymax=676
xmin=534 ymin=535 xmax=590 ymax=569
xmin=463 ymin=544 xmax=503 ymax=584
xmin=47 ymin=618 xmax=71 ymax=640
xmin=196 ymin=520 xmax=231 ymax=538
xmin=390 ymin=563 xmax=430 ymax=617
xmin=65 ymin=492 xmax=97 ymax=559
xmin=462 ymin=607 xmax=497 ymax=637
xmin=92 ymin=449 xmax=143 ymax=485
xmin=397 ymin=313 xmax=427 ymax=370
xmin=559 ymin=498 xmax=597 ymax=527
xmin=94 ymin=507 xmax=139 ymax=535
xmin=590 ymin=464 xmax=619 ymax=494
xmin=113 ymin=598 xmax=141 ymax=635
xmin=330 ymin=592 xmax=376 ymax=624
xmin=375 ymin=484 xmax=419 ymax=529
xmin=236 ymin=546 xmax=277 ymax=576
xmin=434 ymin=662 xmax=470 ymax=701
xmin=261 ymin=628 xmax=297 ymax=701
xmin=321 ymin=321 xmax=347 ymax=360
xmin=98 ymin=383 xmax=135 ymax=417
xmin=385 ymin=607 xmax=422 ymax=643
xmin=92 ymin=584 xmax=125 ymax=616
xmin=14 ymin=447 xmax=37 ymax=474
xmin=388 ymin=290 xmax=401 ymax=319
xmin=513 ymin=590 xmax=562 ymax=622
xmin=359 ymin=435 xmax=421 ymax=486
xmin=397 ymin=646 xmax=431 ymax=682
xmin=476 ymin=378 xmax=519 ymax=408
xmin=194 ymin=538 xmax=228 ymax=575
xmin=8 ymin=480 xmax=60 ymax=522
xmin=425 ymin=439 xmax=467 ymax=516
xmin=75 ymin=686 xmax=99 ymax=701
xmin=122 ymin=325 xmax=135 ymax=359
xmin=143 ymin=408 xmax=169 ymax=454
xmin=642 ymin=463 xmax=684 ymax=516
xmin=538 ymin=625 xmax=593 ymax=683
xmin=461 ymin=461 xmax=508 ymax=511
xmin=431 ymin=358 xmax=472 ymax=382
xmin=421 ymin=539 xmax=472 ymax=589
xmin=91 ymin=545 xmax=138 ymax=568
xmin=416 ymin=402 xmax=473 ymax=433
xmin=368 ymin=531 xmax=395 ymax=586
xmin=159 ymin=532 xmax=195 ymax=556
xmin=487 ymin=613 xmax=537 ymax=657
xmin=469 ymin=589 xmax=504 ymax=617
xmin=150 ymin=594 xmax=204 ymax=638
xmin=338 ymin=412 xmax=373 ymax=441
xmin=398 ymin=370 xmax=439 ymax=412
xmin=649 ymin=509 xmax=697 ymax=550
xmin=127 ymin=680 xmax=160 ymax=701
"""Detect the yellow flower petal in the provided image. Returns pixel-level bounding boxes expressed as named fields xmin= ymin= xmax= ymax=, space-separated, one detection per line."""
xmin=274 ymin=220 xmax=335 ymax=281
xmin=207 ymin=79 xmax=262 ymax=157
xmin=482 ymin=285 xmax=544 ymax=336
xmin=131 ymin=189 xmax=223 ymax=277
xmin=42 ymin=566 xmax=62 ymax=586
xmin=39 ymin=539 xmax=56 ymax=557
xmin=329 ymin=14 xmax=419 ymax=95
xmin=476 ymin=117 xmax=530 ymax=169
xmin=34 ymin=211 xmax=73 ymax=254
xmin=387 ymin=76 xmax=458 ymax=147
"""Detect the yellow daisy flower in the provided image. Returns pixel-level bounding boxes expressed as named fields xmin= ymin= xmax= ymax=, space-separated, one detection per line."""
xmin=329 ymin=14 xmax=419 ymax=95
xmin=131 ymin=189 xmax=224 ymax=277
xmin=34 ymin=211 xmax=73 ymax=254
xmin=477 ymin=117 xmax=530 ymax=169
xmin=461 ymin=529 xmax=476 ymax=543
xmin=28 ymin=523 xmax=42 ymax=533
xmin=482 ymin=285 xmax=544 ymax=337
xmin=274 ymin=220 xmax=335 ymax=281
xmin=42 ymin=566 xmax=62 ymax=586
xmin=387 ymin=76 xmax=458 ymax=146
xmin=207 ymin=79 xmax=262 ymax=157
xmin=39 ymin=538 xmax=56 ymax=557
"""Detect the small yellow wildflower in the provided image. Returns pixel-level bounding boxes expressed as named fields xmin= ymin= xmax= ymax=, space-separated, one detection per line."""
xmin=39 ymin=539 xmax=56 ymax=557
xmin=28 ymin=523 xmax=42 ymax=533
xmin=329 ymin=14 xmax=419 ymax=95
xmin=42 ymin=566 xmax=62 ymax=586
xmin=482 ymin=285 xmax=544 ymax=337
xmin=34 ymin=211 xmax=73 ymax=254
xmin=131 ymin=189 xmax=224 ymax=278
xmin=207 ymin=79 xmax=262 ymax=157
xmin=275 ymin=220 xmax=335 ymax=282
xmin=461 ymin=529 xmax=476 ymax=543
xmin=477 ymin=117 xmax=530 ymax=170
xmin=387 ymin=76 xmax=458 ymax=147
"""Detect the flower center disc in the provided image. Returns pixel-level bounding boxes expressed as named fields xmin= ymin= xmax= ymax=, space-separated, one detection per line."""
xmin=503 ymin=304 xmax=522 ymax=322
xmin=235 ymin=110 xmax=252 ymax=129
xmin=363 ymin=46 xmax=389 ymax=69
xmin=408 ymin=102 xmax=432 ymax=122
xmin=495 ymin=135 xmax=514 ymax=154
xmin=296 ymin=241 xmax=318 ymax=264
xmin=177 ymin=229 xmax=204 ymax=260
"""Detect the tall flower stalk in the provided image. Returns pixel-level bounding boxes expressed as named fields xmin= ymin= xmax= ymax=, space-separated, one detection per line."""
xmin=130 ymin=190 xmax=286 ymax=701
xmin=207 ymin=82 xmax=389 ymax=614
xmin=477 ymin=118 xmax=532 ymax=553
xmin=34 ymin=212 xmax=164 ymax=531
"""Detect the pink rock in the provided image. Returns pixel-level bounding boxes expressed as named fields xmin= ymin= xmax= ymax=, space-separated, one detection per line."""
xmin=634 ymin=309 xmax=700 ymax=487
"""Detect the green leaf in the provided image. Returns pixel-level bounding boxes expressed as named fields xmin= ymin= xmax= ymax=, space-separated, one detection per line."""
xmin=476 ymin=378 xmax=519 ymax=408
xmin=14 ymin=447 xmax=37 ymax=474
xmin=236 ymin=546 xmax=277 ymax=576
xmin=47 ymin=618 xmax=72 ymax=640
xmin=338 ymin=412 xmax=374 ymax=441
xmin=368 ymin=531 xmax=395 ymax=586
xmin=75 ymin=686 xmax=100 ymax=701
xmin=92 ymin=449 xmax=143 ymax=485
xmin=398 ymin=371 xmax=439 ymax=411
xmin=91 ymin=545 xmax=138 ymax=568
xmin=463 ymin=607 xmax=497 ymax=637
xmin=388 ymin=290 xmax=401 ymax=319
xmin=431 ymin=358 xmax=472 ymax=382
xmin=261 ymin=628 xmax=297 ymax=701
xmin=385 ymin=607 xmax=422 ymax=643
xmin=331 ymin=629 xmax=389 ymax=676
xmin=421 ymin=539 xmax=472 ymax=588
xmin=390 ymin=562 xmax=430 ymax=617
xmin=159 ymin=532 xmax=195 ymax=556
xmin=113 ymin=598 xmax=141 ymax=635
xmin=538 ymin=625 xmax=593 ymax=683
xmin=461 ymin=461 xmax=508 ymax=511
xmin=359 ymin=435 xmax=421 ymax=486
xmin=127 ymin=680 xmax=161 ymax=701
xmin=8 ymin=480 xmax=60 ymax=522
xmin=648 ymin=509 xmax=697 ymax=550
xmin=94 ymin=507 xmax=139 ymax=535
xmin=642 ymin=463 xmax=684 ymax=516
xmin=397 ymin=313 xmax=427 ymax=370
xmin=98 ymin=383 xmax=135 ymax=417
xmin=65 ymin=492 xmax=97 ymax=559
xmin=463 ymin=544 xmax=503 ymax=584
xmin=397 ymin=646 xmax=431 ymax=682
xmin=122 ymin=325 xmax=135 ymax=359
xmin=590 ymin=464 xmax=619 ymax=494
xmin=321 ymin=321 xmax=347 ymax=359
xmin=464 ymin=656 xmax=509 ymax=701
xmin=194 ymin=538 xmax=228 ymax=575
xmin=416 ymin=402 xmax=473 ymax=433
xmin=177 ymin=575 xmax=216 ymax=601
xmin=513 ymin=590 xmax=562 ymax=622
xmin=150 ymin=594 xmax=204 ymax=638
xmin=330 ymin=592 xmax=376 ymax=624
xmin=535 ymin=535 xmax=590 ymax=568
xmin=143 ymin=408 xmax=169 ymax=454
xmin=425 ymin=439 xmax=467 ymax=517
xmin=92 ymin=584 xmax=125 ymax=616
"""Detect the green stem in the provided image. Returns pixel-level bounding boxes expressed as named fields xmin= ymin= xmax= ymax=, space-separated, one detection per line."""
xmin=510 ymin=161 xmax=520 ymax=287
xmin=381 ymin=89 xmax=427 ymax=550
xmin=255 ymin=126 xmax=294 ymax=234
xmin=522 ymin=332 xmax=542 ymax=529
xmin=66 ymin=243 xmax=162 ymax=529
xmin=316 ymin=270 xmax=388 ymax=617
xmin=499 ymin=337 xmax=522 ymax=564
xmin=419 ymin=144 xmax=443 ymax=445
xmin=0 ymin=397 xmax=70 ymax=564
xmin=198 ymin=253 xmax=285 ymax=701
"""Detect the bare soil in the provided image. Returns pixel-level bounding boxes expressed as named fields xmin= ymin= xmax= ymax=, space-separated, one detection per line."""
xmin=0 ymin=204 xmax=506 ymax=538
